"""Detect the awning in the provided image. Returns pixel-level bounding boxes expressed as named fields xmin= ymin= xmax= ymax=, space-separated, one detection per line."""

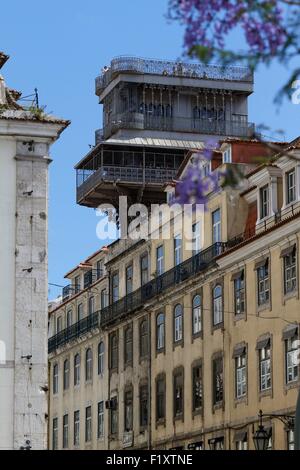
xmin=282 ymin=325 xmax=298 ymax=340
xmin=280 ymin=245 xmax=296 ymax=258
xmin=254 ymin=258 xmax=268 ymax=270
xmin=231 ymin=269 xmax=244 ymax=281
xmin=232 ymin=344 xmax=246 ymax=358
xmin=256 ymin=337 xmax=271 ymax=350
xmin=234 ymin=430 xmax=248 ymax=442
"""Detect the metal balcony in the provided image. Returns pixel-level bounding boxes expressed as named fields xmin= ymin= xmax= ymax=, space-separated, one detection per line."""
xmin=48 ymin=242 xmax=225 ymax=352
xmin=96 ymin=56 xmax=254 ymax=94
xmin=103 ymin=113 xmax=255 ymax=140
xmin=48 ymin=311 xmax=100 ymax=354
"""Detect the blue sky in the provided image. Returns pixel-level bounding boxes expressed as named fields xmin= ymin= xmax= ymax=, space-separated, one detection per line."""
xmin=1 ymin=0 xmax=299 ymax=299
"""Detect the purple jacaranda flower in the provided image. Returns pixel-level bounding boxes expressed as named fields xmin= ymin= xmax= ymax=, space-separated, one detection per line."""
xmin=168 ymin=0 xmax=287 ymax=57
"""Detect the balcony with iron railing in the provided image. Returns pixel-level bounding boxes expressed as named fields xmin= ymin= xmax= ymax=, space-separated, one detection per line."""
xmin=96 ymin=56 xmax=254 ymax=94
xmin=61 ymin=269 xmax=103 ymax=302
xmin=48 ymin=202 xmax=300 ymax=353
xmin=103 ymin=112 xmax=255 ymax=140
xmin=48 ymin=242 xmax=224 ymax=353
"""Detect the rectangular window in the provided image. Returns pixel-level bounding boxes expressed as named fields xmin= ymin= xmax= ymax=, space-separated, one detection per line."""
xmin=67 ymin=310 xmax=73 ymax=328
xmin=96 ymin=260 xmax=103 ymax=279
xmin=52 ymin=418 xmax=58 ymax=450
xmin=124 ymin=326 xmax=133 ymax=365
xmin=233 ymin=272 xmax=245 ymax=315
xmin=88 ymin=296 xmax=94 ymax=315
xmin=124 ymin=390 xmax=133 ymax=432
xmin=173 ymin=370 xmax=183 ymax=418
xmin=110 ymin=333 xmax=118 ymax=370
xmin=97 ymin=402 xmax=104 ymax=438
xmin=259 ymin=341 xmax=271 ymax=391
xmin=174 ymin=235 xmax=182 ymax=266
xmin=284 ymin=249 xmax=297 ymax=295
xmin=236 ymin=439 xmax=248 ymax=450
xmin=85 ymin=406 xmax=92 ymax=442
xmin=140 ymin=254 xmax=149 ymax=286
xmin=112 ymin=272 xmax=119 ymax=303
xmin=156 ymin=376 xmax=165 ymax=421
xmin=74 ymin=410 xmax=80 ymax=447
xmin=77 ymin=303 xmax=83 ymax=322
xmin=213 ymin=356 xmax=223 ymax=405
xmin=209 ymin=437 xmax=224 ymax=450
xmin=286 ymin=169 xmax=296 ymax=204
xmin=257 ymin=261 xmax=270 ymax=306
xmin=235 ymin=352 xmax=247 ymax=399
xmin=212 ymin=209 xmax=221 ymax=244
xmin=140 ymin=384 xmax=148 ymax=428
xmin=63 ymin=414 xmax=68 ymax=449
xmin=286 ymin=335 xmax=299 ymax=384
xmin=126 ymin=265 xmax=133 ymax=295
xmin=56 ymin=316 xmax=63 ymax=333
xmin=53 ymin=364 xmax=58 ymax=394
xmin=192 ymin=222 xmax=201 ymax=254
xmin=101 ymin=288 xmax=108 ymax=309
xmin=156 ymin=245 xmax=164 ymax=276
xmin=192 ymin=364 xmax=203 ymax=411
xmin=110 ymin=397 xmax=118 ymax=435
xmin=287 ymin=429 xmax=295 ymax=450
xmin=74 ymin=275 xmax=81 ymax=294
xmin=140 ymin=319 xmax=149 ymax=358
xmin=260 ymin=185 xmax=269 ymax=219
xmin=223 ymin=147 xmax=231 ymax=164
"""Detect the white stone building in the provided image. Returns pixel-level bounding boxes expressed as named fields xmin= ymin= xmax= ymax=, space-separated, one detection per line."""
xmin=0 ymin=52 xmax=69 ymax=450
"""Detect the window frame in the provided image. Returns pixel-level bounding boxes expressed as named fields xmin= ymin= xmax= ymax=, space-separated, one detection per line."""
xmin=98 ymin=341 xmax=104 ymax=375
xmin=85 ymin=406 xmax=92 ymax=443
xmin=156 ymin=312 xmax=165 ymax=352
xmin=63 ymin=359 xmax=70 ymax=391
xmin=192 ymin=294 xmax=202 ymax=336
xmin=85 ymin=348 xmax=93 ymax=382
xmin=74 ymin=353 xmax=80 ymax=386
xmin=174 ymin=304 xmax=183 ymax=343
xmin=213 ymin=284 xmax=223 ymax=326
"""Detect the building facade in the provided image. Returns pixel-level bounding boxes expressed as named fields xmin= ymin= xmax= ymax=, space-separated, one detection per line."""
xmin=0 ymin=52 xmax=68 ymax=450
xmin=48 ymin=57 xmax=299 ymax=450
xmin=48 ymin=146 xmax=300 ymax=450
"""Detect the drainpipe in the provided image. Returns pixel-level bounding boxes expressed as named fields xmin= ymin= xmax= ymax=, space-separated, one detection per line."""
xmin=295 ymin=389 xmax=300 ymax=450
xmin=147 ymin=312 xmax=152 ymax=450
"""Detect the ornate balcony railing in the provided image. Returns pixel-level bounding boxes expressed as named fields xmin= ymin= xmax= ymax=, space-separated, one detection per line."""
xmin=96 ymin=56 xmax=254 ymax=93
xmin=103 ymin=113 xmax=255 ymax=139
xmin=76 ymin=165 xmax=178 ymax=202
xmin=48 ymin=311 xmax=100 ymax=354
xmin=48 ymin=242 xmax=226 ymax=352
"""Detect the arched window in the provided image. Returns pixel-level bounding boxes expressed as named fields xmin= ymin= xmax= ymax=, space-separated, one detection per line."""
xmin=63 ymin=359 xmax=70 ymax=390
xmin=213 ymin=285 xmax=223 ymax=326
xmin=98 ymin=342 xmax=104 ymax=375
xmin=85 ymin=348 xmax=93 ymax=381
xmin=124 ymin=326 xmax=133 ymax=365
xmin=140 ymin=319 xmax=149 ymax=358
xmin=156 ymin=313 xmax=165 ymax=351
xmin=53 ymin=363 xmax=58 ymax=394
xmin=192 ymin=295 xmax=202 ymax=335
xmin=174 ymin=304 xmax=183 ymax=342
xmin=74 ymin=353 xmax=80 ymax=386
xmin=66 ymin=309 xmax=73 ymax=328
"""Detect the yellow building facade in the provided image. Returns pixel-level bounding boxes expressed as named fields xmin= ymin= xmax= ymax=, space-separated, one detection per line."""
xmin=48 ymin=142 xmax=300 ymax=450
